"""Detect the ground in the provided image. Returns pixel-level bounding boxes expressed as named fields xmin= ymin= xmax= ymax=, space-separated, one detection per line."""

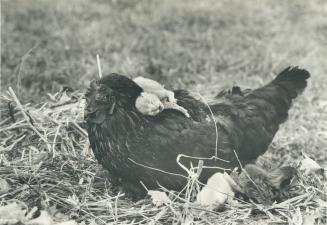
xmin=1 ymin=0 xmax=327 ymax=224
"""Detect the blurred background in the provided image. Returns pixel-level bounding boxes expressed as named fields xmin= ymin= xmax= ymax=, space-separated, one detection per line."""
xmin=2 ymin=0 xmax=327 ymax=101
xmin=1 ymin=0 xmax=327 ymax=161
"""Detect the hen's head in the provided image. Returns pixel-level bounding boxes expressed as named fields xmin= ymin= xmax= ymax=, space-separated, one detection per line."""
xmin=84 ymin=73 xmax=143 ymax=124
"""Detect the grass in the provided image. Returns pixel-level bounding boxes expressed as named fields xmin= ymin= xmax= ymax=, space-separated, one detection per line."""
xmin=1 ymin=0 xmax=327 ymax=224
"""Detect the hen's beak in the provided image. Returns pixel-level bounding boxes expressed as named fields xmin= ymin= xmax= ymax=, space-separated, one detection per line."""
xmin=84 ymin=107 xmax=107 ymax=124
xmin=84 ymin=107 xmax=96 ymax=119
xmin=84 ymin=105 xmax=98 ymax=122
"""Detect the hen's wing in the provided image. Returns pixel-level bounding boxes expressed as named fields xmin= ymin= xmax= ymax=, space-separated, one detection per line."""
xmin=123 ymin=91 xmax=234 ymax=191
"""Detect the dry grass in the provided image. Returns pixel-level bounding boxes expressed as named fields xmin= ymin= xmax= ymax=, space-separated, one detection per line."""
xmin=1 ymin=0 xmax=327 ymax=224
xmin=0 ymin=83 xmax=326 ymax=224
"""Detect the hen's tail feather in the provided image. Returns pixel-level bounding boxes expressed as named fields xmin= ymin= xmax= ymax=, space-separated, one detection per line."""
xmin=246 ymin=67 xmax=310 ymax=123
xmin=220 ymin=67 xmax=311 ymax=160
xmin=271 ymin=66 xmax=310 ymax=98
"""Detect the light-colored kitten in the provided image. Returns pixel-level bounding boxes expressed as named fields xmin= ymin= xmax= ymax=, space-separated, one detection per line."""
xmin=134 ymin=76 xmax=190 ymax=117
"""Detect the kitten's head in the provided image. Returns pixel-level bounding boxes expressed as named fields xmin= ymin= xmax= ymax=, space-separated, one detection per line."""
xmin=135 ymin=92 xmax=164 ymax=116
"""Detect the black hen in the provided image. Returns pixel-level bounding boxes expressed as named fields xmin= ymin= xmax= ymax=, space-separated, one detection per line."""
xmin=84 ymin=67 xmax=310 ymax=197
